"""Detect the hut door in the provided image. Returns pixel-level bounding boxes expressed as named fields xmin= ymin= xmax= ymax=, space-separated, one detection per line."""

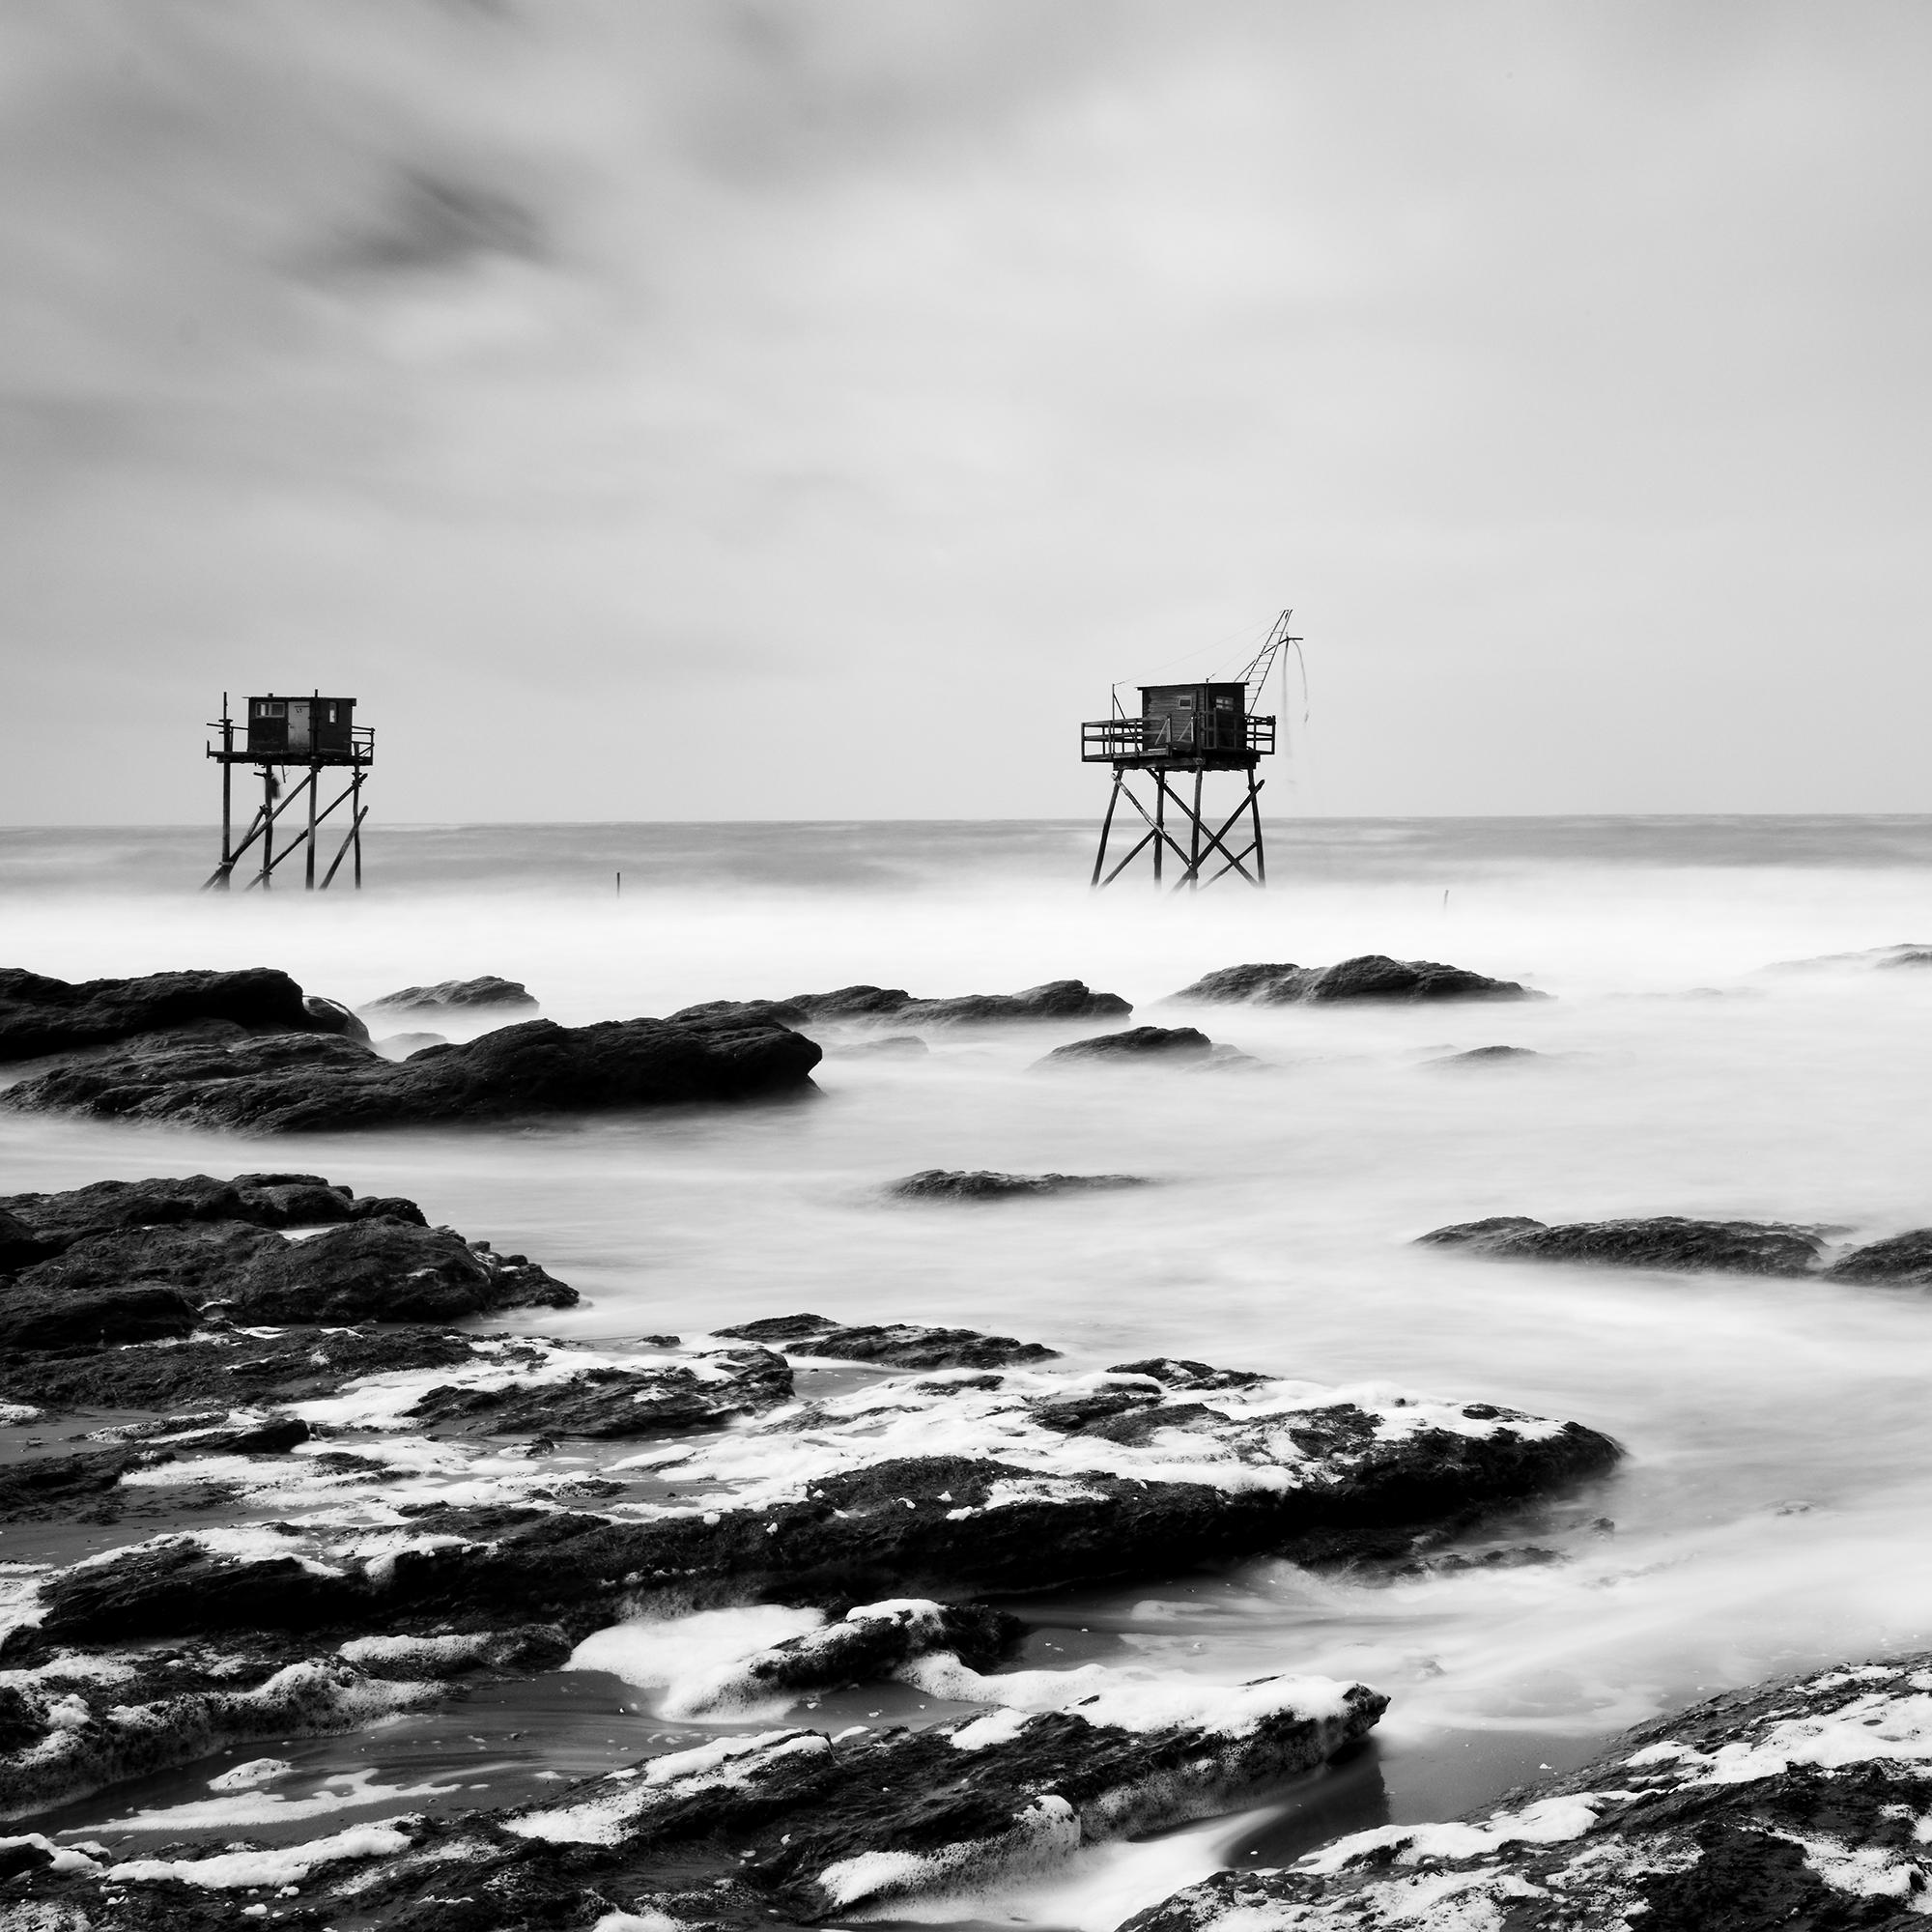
xmin=286 ymin=700 xmax=312 ymax=755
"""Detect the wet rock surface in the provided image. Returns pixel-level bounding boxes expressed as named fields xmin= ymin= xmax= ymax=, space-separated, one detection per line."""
xmin=360 ymin=976 xmax=538 ymax=1016
xmin=5 ymin=1670 xmax=1384 ymax=1929
xmin=886 ymin=1169 xmax=1151 ymax=1201
xmin=1122 ymin=1652 xmax=1932 ymax=1932
xmin=1167 ymin=954 xmax=1543 ymax=1006
xmin=0 ymin=966 xmax=327 ymax=1064
xmin=1418 ymin=1213 xmax=1932 ymax=1281
xmin=0 ymin=1172 xmax=572 ymax=1327
xmin=0 ymin=1012 xmax=822 ymax=1132
xmin=0 ymin=1261 xmax=1623 ymax=1930
xmin=713 ymin=1312 xmax=1061 ymax=1367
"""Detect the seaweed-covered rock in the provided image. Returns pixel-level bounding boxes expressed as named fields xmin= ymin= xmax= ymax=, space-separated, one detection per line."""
xmin=1122 ymin=1652 xmax=1932 ymax=1932
xmin=0 ymin=966 xmax=327 ymax=1063
xmin=887 ymin=1170 xmax=1149 ymax=1201
xmin=1419 ymin=1214 xmax=1825 ymax=1276
xmin=1168 ymin=955 xmax=1541 ymax=1006
xmin=1825 ymin=1230 xmax=1932 ymax=1284
xmin=0 ymin=1013 xmax=823 ymax=1132
xmin=361 ymin=976 xmax=538 ymax=1015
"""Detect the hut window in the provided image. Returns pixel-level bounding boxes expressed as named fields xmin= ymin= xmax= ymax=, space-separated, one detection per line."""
xmin=1177 ymin=695 xmax=1194 ymax=711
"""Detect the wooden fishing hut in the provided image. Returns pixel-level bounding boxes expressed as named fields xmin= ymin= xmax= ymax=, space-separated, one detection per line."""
xmin=203 ymin=692 xmax=374 ymax=891
xmin=1080 ymin=615 xmax=1294 ymax=889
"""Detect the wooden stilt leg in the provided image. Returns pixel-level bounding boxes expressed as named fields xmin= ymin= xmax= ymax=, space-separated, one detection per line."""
xmin=304 ymin=767 xmax=319 ymax=890
xmin=260 ymin=770 xmax=274 ymax=890
xmin=1152 ymin=780 xmax=1165 ymax=886
xmin=1189 ymin=770 xmax=1204 ymax=890
xmin=1092 ymin=772 xmax=1123 ymax=888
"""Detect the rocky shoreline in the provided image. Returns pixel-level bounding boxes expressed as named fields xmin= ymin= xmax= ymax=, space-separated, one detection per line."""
xmin=1 ymin=952 xmax=1921 ymax=1931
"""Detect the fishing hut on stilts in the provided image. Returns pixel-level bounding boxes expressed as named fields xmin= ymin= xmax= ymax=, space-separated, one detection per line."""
xmin=203 ymin=693 xmax=374 ymax=891
xmin=1081 ymin=611 xmax=1297 ymax=890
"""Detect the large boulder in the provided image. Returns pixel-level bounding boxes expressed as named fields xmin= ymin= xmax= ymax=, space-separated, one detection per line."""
xmin=1168 ymin=954 xmax=1541 ymax=1005
xmin=217 ymin=1220 xmax=575 ymax=1322
xmin=1122 ymin=1651 xmax=1932 ymax=1932
xmin=0 ymin=1013 xmax=823 ymax=1132
xmin=360 ymin=976 xmax=538 ymax=1017
xmin=0 ymin=966 xmax=326 ymax=1063
xmin=1419 ymin=1214 xmax=1826 ymax=1276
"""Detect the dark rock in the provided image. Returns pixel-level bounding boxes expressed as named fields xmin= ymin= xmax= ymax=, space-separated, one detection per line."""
xmin=405 ymin=1347 xmax=792 ymax=1436
xmin=1120 ymin=1650 xmax=1932 ymax=1932
xmin=1037 ymin=1026 xmax=1213 ymax=1065
xmin=1426 ymin=1044 xmax=1546 ymax=1066
xmin=0 ymin=1282 xmax=199 ymax=1353
xmin=0 ymin=965 xmax=326 ymax=1063
xmin=1826 ymin=1230 xmax=1932 ymax=1284
xmin=0 ymin=1205 xmax=60 ymax=1271
xmin=1168 ymin=955 xmax=1542 ymax=1006
xmin=0 ymin=1171 xmax=367 ymax=1242
xmin=0 ymin=1416 xmax=310 ymax=1522
xmin=0 ymin=1323 xmax=478 ymax=1414
xmin=13 ymin=1673 xmax=1385 ymax=1928
xmin=896 ymin=979 xmax=1132 ymax=1027
xmin=1419 ymin=1214 xmax=1825 ymax=1276
xmin=834 ymin=1033 xmax=928 ymax=1057
xmin=1109 ymin=1357 xmax=1270 ymax=1391
xmin=668 ymin=997 xmax=811 ymax=1029
xmin=714 ymin=1311 xmax=839 ymax=1344
xmin=361 ymin=976 xmax=539 ymax=1015
xmin=800 ymin=1322 xmax=1061 ymax=1370
xmin=1 ymin=1014 xmax=822 ymax=1132
xmin=302 ymin=995 xmax=371 ymax=1041
xmin=789 ymin=985 xmax=915 ymax=1018
xmin=12 ymin=1221 xmax=287 ymax=1298
xmin=29 ymin=1401 xmax=1619 ymax=1645
xmin=699 ymin=1600 xmax=1024 ymax=1711
xmin=217 ymin=1220 xmax=575 ymax=1322
xmin=887 ymin=1170 xmax=1150 ymax=1201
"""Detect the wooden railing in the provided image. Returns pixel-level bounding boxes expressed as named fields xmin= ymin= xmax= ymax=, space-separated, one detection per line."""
xmin=1081 ymin=715 xmax=1274 ymax=762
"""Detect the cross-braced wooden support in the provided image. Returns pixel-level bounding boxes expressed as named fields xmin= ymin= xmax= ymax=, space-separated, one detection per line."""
xmin=1090 ymin=765 xmax=1267 ymax=890
xmin=203 ymin=762 xmax=368 ymax=892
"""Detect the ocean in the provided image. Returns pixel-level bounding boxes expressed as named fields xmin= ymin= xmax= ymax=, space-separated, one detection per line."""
xmin=6 ymin=813 xmax=1932 ymax=1922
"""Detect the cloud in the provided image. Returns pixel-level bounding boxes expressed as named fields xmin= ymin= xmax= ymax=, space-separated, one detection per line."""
xmin=3 ymin=1 xmax=1931 ymax=820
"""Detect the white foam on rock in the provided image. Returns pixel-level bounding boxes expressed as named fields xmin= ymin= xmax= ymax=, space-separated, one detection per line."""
xmin=567 ymin=1605 xmax=826 ymax=1718
xmin=339 ymin=1634 xmax=491 ymax=1673
xmin=93 ymin=1768 xmax=461 ymax=1833
xmin=107 ymin=1820 xmax=415 ymax=1889
xmin=613 ymin=1363 xmax=1570 ymax=1513
xmin=0 ymin=1833 xmax=102 ymax=1876
xmin=288 ymin=1338 xmax=740 ymax=1434
xmin=208 ymin=1757 xmax=293 ymax=1791
xmin=506 ymin=1731 xmax=832 ymax=1845
xmin=1296 ymin=1793 xmax=1608 ymax=1874
xmin=905 ymin=1656 xmax=1361 ymax=1737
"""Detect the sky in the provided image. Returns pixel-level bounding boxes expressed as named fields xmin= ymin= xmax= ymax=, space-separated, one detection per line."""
xmin=2 ymin=0 xmax=1930 ymax=824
